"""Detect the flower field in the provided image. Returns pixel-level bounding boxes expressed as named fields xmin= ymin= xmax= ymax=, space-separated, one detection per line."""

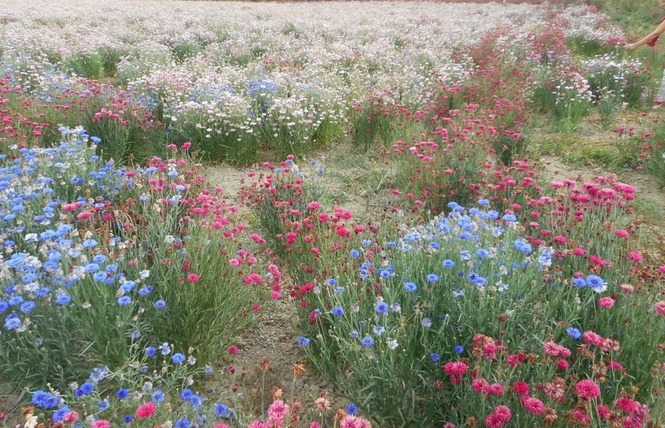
xmin=1 ymin=0 xmax=665 ymax=427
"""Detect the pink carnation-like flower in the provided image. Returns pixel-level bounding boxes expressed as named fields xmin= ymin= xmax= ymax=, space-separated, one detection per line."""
xmin=615 ymin=229 xmax=629 ymax=238
xmin=599 ymin=297 xmax=615 ymax=309
xmin=520 ymin=396 xmax=545 ymax=414
xmin=628 ymin=251 xmax=643 ymax=263
xmin=443 ymin=361 xmax=468 ymax=376
xmin=576 ymin=379 xmax=601 ymax=400
xmin=187 ymin=273 xmax=200 ymax=283
xmin=655 ymin=301 xmax=665 ymax=317
xmin=494 ymin=405 xmax=512 ymax=422
xmin=616 ymin=397 xmax=640 ymax=414
xmin=484 ymin=412 xmax=505 ymax=428
xmin=135 ymin=402 xmax=156 ymax=419
xmin=512 ymin=381 xmax=529 ymax=396
xmin=340 ymin=415 xmax=372 ymax=428
xmin=620 ymin=283 xmax=634 ymax=293
xmin=92 ymin=420 xmax=111 ymax=428
xmin=267 ymin=400 xmax=290 ymax=424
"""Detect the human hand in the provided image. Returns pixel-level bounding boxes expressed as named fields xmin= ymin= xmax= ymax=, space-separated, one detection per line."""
xmin=624 ymin=43 xmax=637 ymax=50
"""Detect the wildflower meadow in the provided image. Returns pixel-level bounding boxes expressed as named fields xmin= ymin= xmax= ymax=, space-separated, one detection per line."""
xmin=1 ymin=0 xmax=665 ymax=427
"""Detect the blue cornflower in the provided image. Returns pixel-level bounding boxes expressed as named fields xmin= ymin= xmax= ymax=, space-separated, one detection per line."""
xmin=93 ymin=271 xmax=107 ymax=282
xmin=172 ymin=353 xmax=186 ymax=364
xmin=20 ymin=301 xmax=36 ymax=313
xmin=31 ymin=390 xmax=59 ymax=409
xmin=476 ymin=248 xmax=490 ymax=259
xmin=502 ymin=214 xmax=517 ymax=222
xmin=442 ymin=259 xmax=455 ymax=269
xmin=120 ymin=281 xmax=136 ymax=293
xmin=90 ymin=365 xmax=108 ymax=383
xmin=155 ymin=299 xmax=167 ymax=309
xmin=429 ymin=241 xmax=440 ymax=250
xmin=572 ymin=277 xmax=587 ymax=288
xmin=375 ymin=301 xmax=389 ymax=315
xmin=117 ymin=296 xmax=131 ymax=306
xmin=361 ymin=239 xmax=372 ymax=247
xmin=4 ymin=316 xmax=21 ymax=331
xmin=52 ymin=407 xmax=70 ymax=422
xmin=478 ymin=198 xmax=490 ymax=206
xmin=189 ymin=394 xmax=203 ymax=408
xmin=8 ymin=296 xmax=24 ymax=306
xmin=55 ymin=294 xmax=71 ymax=305
xmin=92 ymin=254 xmax=106 ymax=264
xmin=346 ymin=403 xmax=358 ymax=415
xmin=116 ymin=388 xmax=129 ymax=399
xmin=297 ymin=336 xmax=310 ymax=347
xmin=84 ymin=263 xmax=100 ymax=273
xmin=426 ymin=273 xmax=439 ymax=283
xmin=430 ymin=352 xmax=441 ymax=362
xmin=98 ymin=399 xmax=110 ymax=411
xmin=349 ymin=249 xmax=360 ymax=258
xmin=139 ymin=285 xmax=154 ymax=296
xmin=145 ymin=346 xmax=157 ymax=357
xmin=152 ymin=390 xmax=165 ymax=403
xmin=586 ymin=275 xmax=606 ymax=292
xmin=567 ymin=327 xmax=582 ymax=339
xmin=75 ymin=381 xmax=94 ymax=397
xmin=82 ymin=239 xmax=98 ymax=248
xmin=327 ymin=278 xmax=337 ymax=286
xmin=361 ymin=336 xmax=374 ymax=347
xmin=123 ymin=415 xmax=133 ymax=423
xmin=404 ymin=282 xmax=417 ymax=292
xmin=454 ymin=345 xmax=465 ymax=355
xmin=215 ymin=403 xmax=229 ymax=417
xmin=180 ymin=389 xmax=194 ymax=401
xmin=331 ymin=306 xmax=344 ymax=317
xmin=373 ymin=326 xmax=385 ymax=336
xmin=174 ymin=418 xmax=190 ymax=428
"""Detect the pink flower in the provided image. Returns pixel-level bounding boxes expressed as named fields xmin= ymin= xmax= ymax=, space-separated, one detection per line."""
xmin=576 ymin=379 xmax=601 ymax=400
xmin=597 ymin=404 xmax=612 ymax=420
xmin=615 ymin=229 xmax=629 ymax=238
xmin=307 ymin=201 xmax=321 ymax=210
xmin=599 ymin=297 xmax=615 ymax=309
xmin=494 ymin=405 xmax=512 ymax=422
xmin=443 ymin=361 xmax=468 ymax=376
xmin=340 ymin=415 xmax=372 ymax=428
xmin=520 ymin=396 xmax=545 ymax=414
xmin=135 ymin=402 xmax=156 ymax=419
xmin=512 ymin=381 xmax=529 ymax=396
xmin=227 ymin=345 xmax=239 ymax=355
xmin=215 ymin=424 xmax=230 ymax=428
xmin=181 ymin=141 xmax=192 ymax=150
xmin=63 ymin=411 xmax=78 ymax=423
xmin=309 ymin=423 xmax=321 ymax=428
xmin=187 ymin=273 xmax=200 ymax=283
xmin=248 ymin=421 xmax=269 ymax=428
xmin=267 ymin=400 xmax=290 ymax=425
xmin=616 ymin=397 xmax=640 ymax=413
xmin=92 ymin=420 xmax=111 ymax=428
xmin=655 ymin=301 xmax=665 ymax=317
xmin=485 ymin=412 xmax=505 ymax=428
xmin=620 ymin=283 xmax=634 ymax=293
xmin=628 ymin=251 xmax=643 ymax=263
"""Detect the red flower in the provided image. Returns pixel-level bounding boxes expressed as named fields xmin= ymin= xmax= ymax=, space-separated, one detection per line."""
xmin=187 ymin=273 xmax=200 ymax=283
xmin=512 ymin=381 xmax=529 ymax=396
xmin=520 ymin=396 xmax=545 ymax=414
xmin=135 ymin=402 xmax=157 ymax=419
xmin=575 ymin=379 xmax=601 ymax=400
